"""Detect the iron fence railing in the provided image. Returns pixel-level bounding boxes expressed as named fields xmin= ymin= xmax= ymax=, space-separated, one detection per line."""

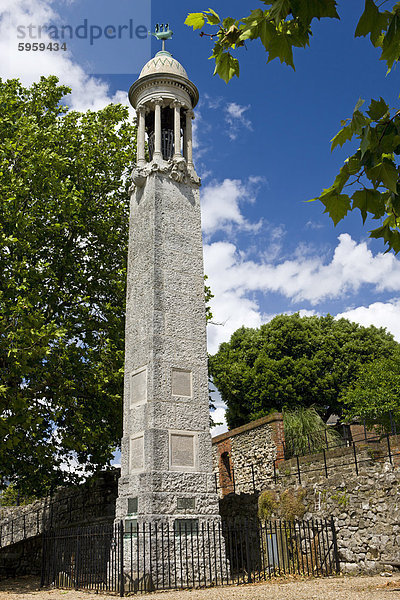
xmin=40 ymin=517 xmax=339 ymax=595
xmin=215 ymin=430 xmax=400 ymax=496
xmin=283 ymin=412 xmax=400 ymax=460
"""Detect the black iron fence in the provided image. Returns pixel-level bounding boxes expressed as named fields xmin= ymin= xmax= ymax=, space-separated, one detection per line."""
xmin=282 ymin=412 xmax=400 ymax=460
xmin=215 ymin=430 xmax=400 ymax=496
xmin=41 ymin=517 xmax=339 ymax=595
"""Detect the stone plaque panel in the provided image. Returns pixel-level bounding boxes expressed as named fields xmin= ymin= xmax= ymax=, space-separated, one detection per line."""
xmin=130 ymin=367 xmax=147 ymax=407
xmin=130 ymin=435 xmax=144 ymax=471
xmin=177 ymin=497 xmax=196 ymax=510
xmin=170 ymin=432 xmax=196 ymax=470
xmin=172 ymin=369 xmax=192 ymax=397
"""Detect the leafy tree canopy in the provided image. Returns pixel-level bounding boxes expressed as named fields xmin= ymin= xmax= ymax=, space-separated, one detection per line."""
xmin=341 ymin=347 xmax=400 ymax=429
xmin=209 ymin=313 xmax=398 ymax=429
xmin=0 ymin=76 xmax=136 ymax=496
xmin=186 ymin=1 xmax=400 ymax=252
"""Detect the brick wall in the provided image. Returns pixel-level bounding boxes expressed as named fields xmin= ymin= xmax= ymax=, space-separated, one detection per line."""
xmin=212 ymin=413 xmax=285 ymax=496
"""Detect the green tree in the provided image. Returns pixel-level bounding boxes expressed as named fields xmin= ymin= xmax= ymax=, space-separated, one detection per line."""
xmin=209 ymin=313 xmax=397 ymax=429
xmin=0 ymin=76 xmax=136 ymax=496
xmin=186 ymin=1 xmax=400 ymax=252
xmin=341 ymin=348 xmax=400 ymax=430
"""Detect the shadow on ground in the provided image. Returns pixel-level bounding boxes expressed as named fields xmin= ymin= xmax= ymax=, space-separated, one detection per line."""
xmin=0 ymin=576 xmax=41 ymax=594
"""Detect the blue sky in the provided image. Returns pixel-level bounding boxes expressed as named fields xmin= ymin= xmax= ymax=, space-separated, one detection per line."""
xmin=2 ymin=1 xmax=400 ymax=437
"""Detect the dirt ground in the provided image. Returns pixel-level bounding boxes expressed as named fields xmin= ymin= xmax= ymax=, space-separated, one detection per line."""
xmin=0 ymin=574 xmax=399 ymax=600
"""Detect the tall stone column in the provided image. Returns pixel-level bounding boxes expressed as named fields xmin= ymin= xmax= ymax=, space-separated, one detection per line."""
xmin=172 ymin=100 xmax=182 ymax=159
xmin=153 ymin=99 xmax=163 ymax=162
xmin=186 ymin=109 xmax=194 ymax=170
xmin=137 ymin=106 xmax=146 ymax=166
xmin=118 ymin=47 xmax=224 ymax=586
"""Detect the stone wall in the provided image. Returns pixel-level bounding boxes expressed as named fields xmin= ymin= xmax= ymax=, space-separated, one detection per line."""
xmin=0 ymin=469 xmax=119 ymax=576
xmin=212 ymin=413 xmax=284 ymax=496
xmin=218 ymin=435 xmax=400 ymax=575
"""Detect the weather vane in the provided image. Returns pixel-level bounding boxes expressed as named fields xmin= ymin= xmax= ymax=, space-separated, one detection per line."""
xmin=151 ymin=23 xmax=173 ymax=51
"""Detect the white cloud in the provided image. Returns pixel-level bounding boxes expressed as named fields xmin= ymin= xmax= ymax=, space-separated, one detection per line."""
xmin=336 ymin=301 xmax=400 ymax=342
xmin=210 ymin=407 xmax=228 ymax=437
xmin=0 ymin=0 xmax=132 ymax=112
xmin=305 ymin=220 xmax=324 ymax=230
xmin=209 ymin=386 xmax=228 ymax=436
xmin=225 ymin=102 xmax=252 ymax=140
xmin=201 ymin=178 xmax=263 ymax=237
xmin=204 ymin=234 xmax=400 ymax=353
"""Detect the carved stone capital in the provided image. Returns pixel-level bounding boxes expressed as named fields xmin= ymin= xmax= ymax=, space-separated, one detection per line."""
xmin=131 ymin=158 xmax=200 ymax=191
xmin=186 ymin=109 xmax=195 ymax=120
xmin=170 ymin=100 xmax=183 ymax=109
xmin=150 ymin=97 xmax=163 ymax=107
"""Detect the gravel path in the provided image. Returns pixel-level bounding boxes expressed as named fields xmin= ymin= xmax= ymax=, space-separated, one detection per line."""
xmin=0 ymin=575 xmax=399 ymax=600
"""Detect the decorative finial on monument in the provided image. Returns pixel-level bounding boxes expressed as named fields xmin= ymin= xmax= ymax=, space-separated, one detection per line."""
xmin=151 ymin=23 xmax=173 ymax=52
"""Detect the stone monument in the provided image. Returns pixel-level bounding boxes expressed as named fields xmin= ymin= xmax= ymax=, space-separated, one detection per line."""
xmin=116 ymin=26 xmax=221 ymax=536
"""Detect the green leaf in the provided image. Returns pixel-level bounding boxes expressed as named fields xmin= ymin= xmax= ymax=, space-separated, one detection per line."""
xmin=351 ymin=110 xmax=369 ymax=134
xmin=367 ymin=97 xmax=389 ymax=120
xmin=352 ymin=188 xmax=385 ymax=223
xmin=368 ymin=222 xmax=400 ymax=253
xmin=360 ymin=125 xmax=371 ymax=157
xmin=290 ymin=0 xmax=339 ymax=24
xmin=269 ymin=0 xmax=292 ymax=25
xmin=257 ymin=19 xmax=276 ymax=49
xmin=380 ymin=12 xmax=400 ymax=71
xmin=331 ymin=124 xmax=354 ymax=151
xmin=206 ymin=8 xmax=221 ymax=25
xmin=267 ymin=32 xmax=295 ymax=68
xmin=355 ymin=0 xmax=387 ymax=45
xmin=354 ymin=97 xmax=365 ymax=112
xmin=320 ymin=190 xmax=351 ymax=225
xmin=332 ymin=163 xmax=350 ymax=193
xmin=214 ymin=52 xmax=240 ymax=82
xmin=367 ymin=159 xmax=398 ymax=193
xmin=185 ymin=13 xmax=206 ymax=30
xmin=223 ymin=17 xmax=236 ymax=29
xmin=346 ymin=155 xmax=361 ymax=174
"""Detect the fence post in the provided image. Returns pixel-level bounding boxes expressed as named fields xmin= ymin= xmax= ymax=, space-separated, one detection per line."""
xmin=330 ymin=516 xmax=340 ymax=574
xmin=40 ymin=530 xmax=47 ymax=588
xmin=244 ymin=519 xmax=252 ymax=583
xmin=323 ymin=449 xmax=328 ymax=478
xmin=119 ymin=520 xmax=124 ymax=597
xmin=353 ymin=442 xmax=358 ymax=476
xmin=387 ymin=434 xmax=393 ymax=466
xmin=390 ymin=411 xmax=395 ymax=435
xmin=251 ymin=464 xmax=256 ymax=493
xmin=296 ymin=456 xmax=301 ymax=485
xmin=75 ymin=531 xmax=80 ymax=590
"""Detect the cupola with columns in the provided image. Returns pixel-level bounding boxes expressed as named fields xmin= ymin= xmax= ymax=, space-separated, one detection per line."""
xmin=129 ymin=26 xmax=199 ymax=186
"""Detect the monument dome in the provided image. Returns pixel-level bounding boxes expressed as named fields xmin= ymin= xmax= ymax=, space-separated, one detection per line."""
xmin=139 ymin=50 xmax=189 ymax=80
